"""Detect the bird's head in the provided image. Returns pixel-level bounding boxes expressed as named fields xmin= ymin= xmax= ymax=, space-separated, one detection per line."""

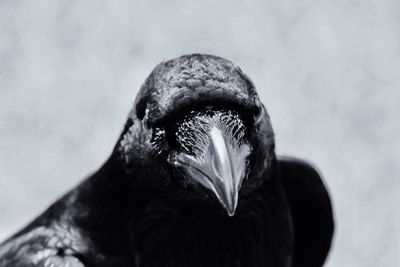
xmin=117 ymin=54 xmax=275 ymax=216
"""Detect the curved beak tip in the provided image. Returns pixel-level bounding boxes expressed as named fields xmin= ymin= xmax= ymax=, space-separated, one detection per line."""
xmin=172 ymin=126 xmax=251 ymax=217
xmin=219 ymin=190 xmax=238 ymax=216
xmin=226 ymin=204 xmax=237 ymax=217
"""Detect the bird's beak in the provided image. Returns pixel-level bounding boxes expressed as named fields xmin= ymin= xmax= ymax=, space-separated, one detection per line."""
xmin=171 ymin=127 xmax=251 ymax=216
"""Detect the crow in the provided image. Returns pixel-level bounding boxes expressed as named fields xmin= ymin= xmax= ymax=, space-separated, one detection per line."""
xmin=0 ymin=54 xmax=334 ymax=267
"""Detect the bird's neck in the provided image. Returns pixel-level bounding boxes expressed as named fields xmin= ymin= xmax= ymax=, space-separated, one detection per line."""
xmin=125 ymin=171 xmax=292 ymax=267
xmin=74 ymin=155 xmax=292 ymax=267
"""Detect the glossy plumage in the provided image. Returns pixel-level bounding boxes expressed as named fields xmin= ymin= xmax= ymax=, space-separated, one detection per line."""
xmin=0 ymin=54 xmax=334 ymax=267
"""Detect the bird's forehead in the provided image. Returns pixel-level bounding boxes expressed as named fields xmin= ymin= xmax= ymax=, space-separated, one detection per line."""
xmin=133 ymin=54 xmax=259 ymax=126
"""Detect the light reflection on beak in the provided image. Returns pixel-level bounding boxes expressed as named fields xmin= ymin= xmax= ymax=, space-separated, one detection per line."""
xmin=171 ymin=127 xmax=251 ymax=216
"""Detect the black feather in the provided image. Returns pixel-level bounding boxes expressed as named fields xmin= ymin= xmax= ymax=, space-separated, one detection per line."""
xmin=278 ymin=157 xmax=335 ymax=267
xmin=0 ymin=54 xmax=334 ymax=267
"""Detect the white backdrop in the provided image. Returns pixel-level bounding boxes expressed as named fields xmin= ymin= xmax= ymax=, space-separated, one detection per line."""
xmin=0 ymin=1 xmax=399 ymax=266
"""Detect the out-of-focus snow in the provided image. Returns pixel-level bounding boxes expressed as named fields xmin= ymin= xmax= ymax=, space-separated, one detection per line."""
xmin=0 ymin=1 xmax=399 ymax=266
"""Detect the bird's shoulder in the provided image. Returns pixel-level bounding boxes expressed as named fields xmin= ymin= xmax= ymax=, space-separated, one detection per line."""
xmin=0 ymin=191 xmax=92 ymax=267
xmin=0 ymin=224 xmax=89 ymax=267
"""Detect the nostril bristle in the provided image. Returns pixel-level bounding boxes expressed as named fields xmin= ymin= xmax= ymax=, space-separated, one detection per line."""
xmin=174 ymin=109 xmax=247 ymax=158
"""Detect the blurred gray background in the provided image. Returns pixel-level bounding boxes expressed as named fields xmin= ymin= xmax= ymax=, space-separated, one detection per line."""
xmin=0 ymin=0 xmax=399 ymax=266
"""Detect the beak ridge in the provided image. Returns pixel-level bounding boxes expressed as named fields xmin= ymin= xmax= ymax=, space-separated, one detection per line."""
xmin=172 ymin=127 xmax=251 ymax=216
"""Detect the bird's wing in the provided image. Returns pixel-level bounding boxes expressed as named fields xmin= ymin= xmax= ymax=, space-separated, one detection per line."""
xmin=0 ymin=189 xmax=93 ymax=267
xmin=0 ymin=223 xmax=88 ymax=267
xmin=277 ymin=157 xmax=334 ymax=267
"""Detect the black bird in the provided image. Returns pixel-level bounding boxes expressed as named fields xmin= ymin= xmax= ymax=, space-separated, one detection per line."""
xmin=0 ymin=54 xmax=334 ymax=267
